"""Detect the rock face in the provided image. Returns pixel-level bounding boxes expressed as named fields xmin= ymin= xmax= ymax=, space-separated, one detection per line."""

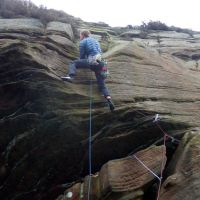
xmin=0 ymin=18 xmax=200 ymax=200
xmin=160 ymin=131 xmax=200 ymax=200
xmin=58 ymin=145 xmax=166 ymax=200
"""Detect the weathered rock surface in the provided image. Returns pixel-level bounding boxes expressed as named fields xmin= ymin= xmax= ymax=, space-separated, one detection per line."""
xmin=58 ymin=145 xmax=166 ymax=200
xmin=125 ymin=29 xmax=200 ymax=69
xmin=160 ymin=131 xmax=200 ymax=200
xmin=0 ymin=18 xmax=44 ymax=35
xmin=0 ymin=18 xmax=200 ymax=200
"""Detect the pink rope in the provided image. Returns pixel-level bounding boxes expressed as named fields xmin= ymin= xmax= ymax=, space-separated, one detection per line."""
xmin=130 ymin=113 xmax=180 ymax=199
xmin=156 ymin=134 xmax=167 ymax=200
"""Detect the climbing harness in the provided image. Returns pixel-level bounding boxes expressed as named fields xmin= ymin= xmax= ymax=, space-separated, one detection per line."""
xmin=98 ymin=60 xmax=109 ymax=79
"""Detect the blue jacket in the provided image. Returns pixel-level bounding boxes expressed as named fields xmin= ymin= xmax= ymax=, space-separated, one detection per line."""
xmin=79 ymin=37 xmax=102 ymax=59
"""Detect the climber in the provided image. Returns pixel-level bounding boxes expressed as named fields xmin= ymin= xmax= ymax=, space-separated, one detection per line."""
xmin=61 ymin=30 xmax=115 ymax=111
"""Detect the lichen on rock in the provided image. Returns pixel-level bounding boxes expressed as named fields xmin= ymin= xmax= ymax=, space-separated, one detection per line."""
xmin=1 ymin=17 xmax=200 ymax=200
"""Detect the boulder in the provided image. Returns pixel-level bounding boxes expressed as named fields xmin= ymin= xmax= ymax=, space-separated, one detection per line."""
xmin=59 ymin=145 xmax=166 ymax=200
xmin=0 ymin=18 xmax=44 ymax=35
xmin=160 ymin=131 xmax=200 ymax=200
xmin=46 ymin=21 xmax=74 ymax=40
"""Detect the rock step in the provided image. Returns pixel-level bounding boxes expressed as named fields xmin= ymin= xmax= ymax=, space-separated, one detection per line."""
xmin=56 ymin=145 xmax=166 ymax=200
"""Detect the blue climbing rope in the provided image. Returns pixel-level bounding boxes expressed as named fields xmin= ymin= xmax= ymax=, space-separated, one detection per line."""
xmin=87 ymin=79 xmax=93 ymax=200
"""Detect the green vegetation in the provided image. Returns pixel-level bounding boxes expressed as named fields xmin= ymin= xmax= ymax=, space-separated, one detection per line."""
xmin=0 ymin=0 xmax=79 ymax=36
xmin=140 ymin=21 xmax=195 ymax=35
xmin=0 ymin=0 xmax=197 ymax=37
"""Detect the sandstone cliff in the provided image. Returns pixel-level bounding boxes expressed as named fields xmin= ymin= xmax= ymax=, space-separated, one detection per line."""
xmin=1 ymin=18 xmax=200 ymax=200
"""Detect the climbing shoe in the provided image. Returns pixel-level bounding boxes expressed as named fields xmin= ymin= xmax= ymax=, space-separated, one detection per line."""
xmin=107 ymin=99 xmax=115 ymax=112
xmin=61 ymin=76 xmax=74 ymax=82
